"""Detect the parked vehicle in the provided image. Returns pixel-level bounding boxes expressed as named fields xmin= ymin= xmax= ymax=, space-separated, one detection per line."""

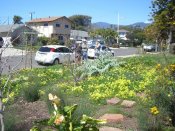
xmin=87 ymin=40 xmax=96 ymax=48
xmin=0 ymin=37 xmax=4 ymax=48
xmin=87 ymin=45 xmax=114 ymax=58
xmin=75 ymin=40 xmax=83 ymax=44
xmin=35 ymin=45 xmax=75 ymax=65
xmin=143 ymin=45 xmax=156 ymax=52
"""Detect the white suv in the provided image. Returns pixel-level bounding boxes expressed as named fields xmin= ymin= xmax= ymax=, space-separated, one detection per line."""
xmin=35 ymin=45 xmax=75 ymax=65
xmin=87 ymin=45 xmax=114 ymax=58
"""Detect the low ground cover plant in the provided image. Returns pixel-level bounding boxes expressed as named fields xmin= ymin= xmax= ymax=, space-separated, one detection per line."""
xmin=59 ymin=55 xmax=158 ymax=102
xmin=3 ymin=54 xmax=175 ymax=130
xmin=1 ymin=65 xmax=70 ymax=103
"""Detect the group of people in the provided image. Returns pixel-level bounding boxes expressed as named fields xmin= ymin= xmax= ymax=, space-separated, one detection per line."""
xmin=71 ymin=41 xmax=101 ymax=64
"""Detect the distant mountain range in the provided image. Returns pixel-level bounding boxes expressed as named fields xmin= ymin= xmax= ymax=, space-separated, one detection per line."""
xmin=91 ymin=22 xmax=150 ymax=29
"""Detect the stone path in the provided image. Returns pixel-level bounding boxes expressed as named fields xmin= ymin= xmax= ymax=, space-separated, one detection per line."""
xmin=121 ymin=100 xmax=136 ymax=108
xmin=100 ymin=126 xmax=122 ymax=131
xmin=100 ymin=114 xmax=124 ymax=123
xmin=99 ymin=98 xmax=137 ymax=130
xmin=107 ymin=98 xmax=121 ymax=105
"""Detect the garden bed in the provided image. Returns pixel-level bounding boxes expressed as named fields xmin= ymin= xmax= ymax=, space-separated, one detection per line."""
xmin=3 ymin=53 xmax=175 ymax=130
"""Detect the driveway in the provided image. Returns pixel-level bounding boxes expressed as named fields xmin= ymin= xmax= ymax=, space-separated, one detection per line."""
xmin=0 ymin=47 xmax=41 ymax=74
xmin=0 ymin=47 xmax=26 ymax=57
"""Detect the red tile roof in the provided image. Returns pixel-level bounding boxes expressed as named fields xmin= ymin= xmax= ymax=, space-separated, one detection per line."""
xmin=27 ymin=16 xmax=63 ymax=23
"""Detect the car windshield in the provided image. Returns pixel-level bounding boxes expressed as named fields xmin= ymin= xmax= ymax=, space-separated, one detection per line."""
xmin=89 ymin=46 xmax=96 ymax=49
xmin=39 ymin=47 xmax=52 ymax=52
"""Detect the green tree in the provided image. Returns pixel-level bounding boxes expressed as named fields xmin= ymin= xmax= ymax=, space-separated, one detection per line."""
xmin=13 ymin=15 xmax=23 ymax=24
xmin=151 ymin=0 xmax=175 ymax=44
xmin=69 ymin=15 xmax=92 ymax=31
xmin=126 ymin=28 xmax=145 ymax=46
xmin=90 ymin=29 xmax=118 ymax=45
xmin=144 ymin=24 xmax=159 ymax=43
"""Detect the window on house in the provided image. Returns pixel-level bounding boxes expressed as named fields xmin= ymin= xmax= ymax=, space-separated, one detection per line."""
xmin=65 ymin=25 xmax=69 ymax=28
xmin=58 ymin=36 xmax=63 ymax=40
xmin=56 ymin=23 xmax=60 ymax=27
xmin=44 ymin=23 xmax=48 ymax=26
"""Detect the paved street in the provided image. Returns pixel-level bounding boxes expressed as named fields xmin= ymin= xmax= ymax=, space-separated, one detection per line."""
xmin=1 ymin=47 xmax=140 ymax=74
xmin=111 ymin=47 xmax=140 ymax=57
xmin=1 ymin=53 xmax=42 ymax=74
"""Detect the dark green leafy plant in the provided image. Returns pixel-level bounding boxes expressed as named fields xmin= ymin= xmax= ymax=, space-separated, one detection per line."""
xmin=31 ymin=93 xmax=105 ymax=131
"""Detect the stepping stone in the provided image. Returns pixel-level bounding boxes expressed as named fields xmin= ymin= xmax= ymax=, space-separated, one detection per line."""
xmin=136 ymin=92 xmax=146 ymax=98
xmin=107 ymin=98 xmax=121 ymax=105
xmin=100 ymin=126 xmax=123 ymax=131
xmin=121 ymin=100 xmax=136 ymax=108
xmin=99 ymin=114 xmax=124 ymax=123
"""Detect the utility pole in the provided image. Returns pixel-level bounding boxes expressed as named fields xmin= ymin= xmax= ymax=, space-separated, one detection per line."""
xmin=8 ymin=16 xmax=9 ymax=25
xmin=117 ymin=12 xmax=120 ymax=44
xmin=29 ymin=12 xmax=35 ymax=20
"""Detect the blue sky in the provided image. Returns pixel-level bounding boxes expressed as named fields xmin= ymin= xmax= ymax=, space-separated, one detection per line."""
xmin=1 ymin=0 xmax=152 ymax=25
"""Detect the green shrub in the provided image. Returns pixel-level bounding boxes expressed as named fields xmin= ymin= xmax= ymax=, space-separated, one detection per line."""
xmin=37 ymin=36 xmax=60 ymax=45
xmin=37 ymin=36 xmax=49 ymax=45
xmin=137 ymin=63 xmax=175 ymax=130
xmin=48 ymin=37 xmax=59 ymax=45
xmin=4 ymin=107 xmax=20 ymax=131
xmin=21 ymin=85 xmax=41 ymax=102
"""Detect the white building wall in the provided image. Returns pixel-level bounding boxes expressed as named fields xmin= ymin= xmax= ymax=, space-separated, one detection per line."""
xmin=31 ymin=25 xmax=53 ymax=37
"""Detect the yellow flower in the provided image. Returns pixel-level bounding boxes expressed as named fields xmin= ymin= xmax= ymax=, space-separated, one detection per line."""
xmin=150 ymin=106 xmax=159 ymax=115
xmin=156 ymin=64 xmax=161 ymax=69
xmin=170 ymin=64 xmax=175 ymax=71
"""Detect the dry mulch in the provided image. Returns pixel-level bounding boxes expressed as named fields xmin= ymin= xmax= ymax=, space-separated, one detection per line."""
xmin=5 ymin=99 xmax=50 ymax=131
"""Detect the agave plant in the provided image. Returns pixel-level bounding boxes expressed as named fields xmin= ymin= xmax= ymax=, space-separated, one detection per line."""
xmin=77 ymin=52 xmax=122 ymax=79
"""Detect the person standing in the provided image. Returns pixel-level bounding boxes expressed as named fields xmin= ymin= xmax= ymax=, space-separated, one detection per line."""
xmin=82 ymin=41 xmax=88 ymax=61
xmin=95 ymin=41 xmax=101 ymax=50
xmin=75 ymin=43 xmax=82 ymax=64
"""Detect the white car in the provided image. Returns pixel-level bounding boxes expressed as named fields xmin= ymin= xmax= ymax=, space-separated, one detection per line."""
xmin=143 ymin=45 xmax=156 ymax=52
xmin=35 ymin=45 xmax=75 ymax=65
xmin=87 ymin=45 xmax=114 ymax=58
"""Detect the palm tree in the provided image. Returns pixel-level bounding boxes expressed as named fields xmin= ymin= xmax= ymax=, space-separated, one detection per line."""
xmin=13 ymin=15 xmax=23 ymax=24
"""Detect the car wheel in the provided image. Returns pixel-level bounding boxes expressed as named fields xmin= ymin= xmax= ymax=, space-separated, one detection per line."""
xmin=53 ymin=59 xmax=59 ymax=65
xmin=37 ymin=61 xmax=42 ymax=65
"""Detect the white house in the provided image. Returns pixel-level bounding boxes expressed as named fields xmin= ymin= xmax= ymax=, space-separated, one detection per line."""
xmin=118 ymin=29 xmax=129 ymax=40
xmin=27 ymin=16 xmax=72 ymax=43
